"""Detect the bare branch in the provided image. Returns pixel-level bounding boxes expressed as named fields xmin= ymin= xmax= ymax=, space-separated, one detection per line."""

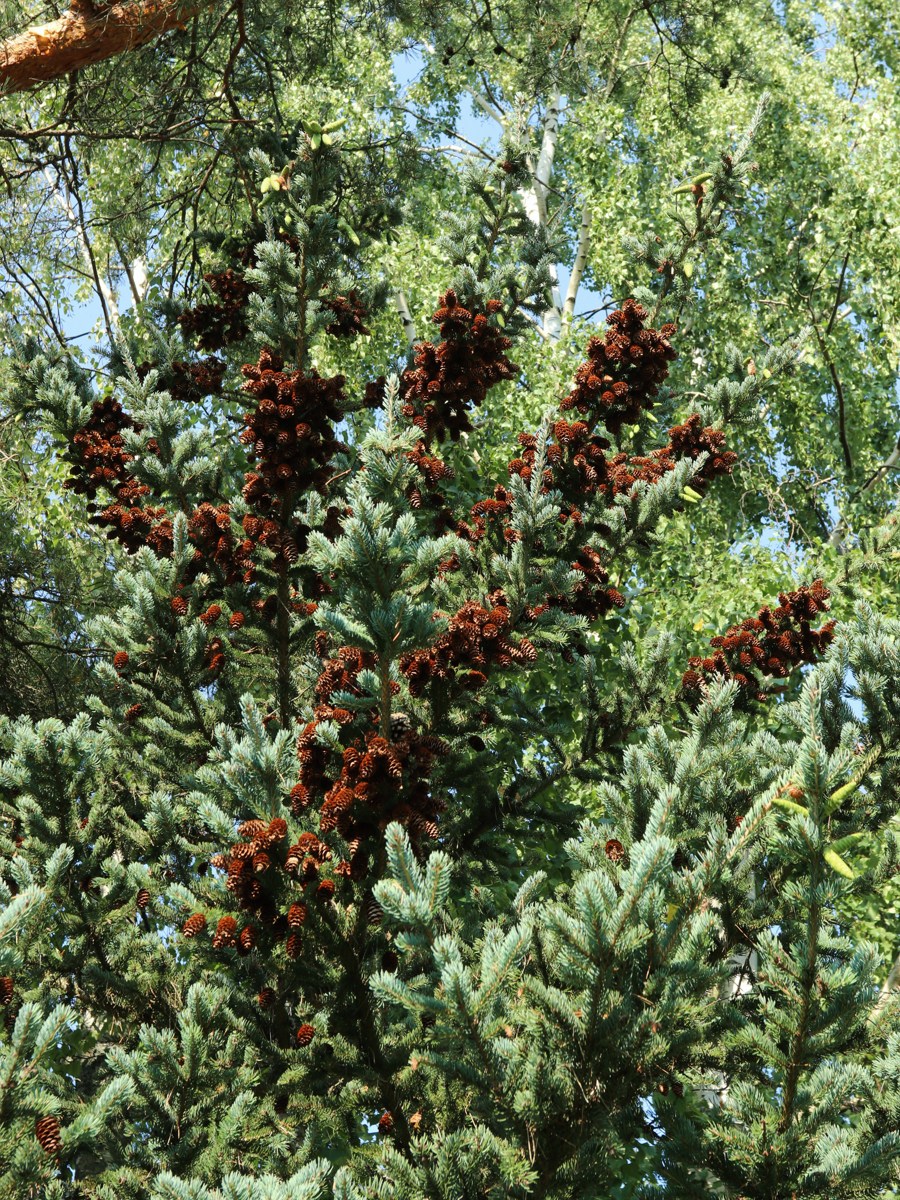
xmin=45 ymin=150 xmax=120 ymax=342
xmin=826 ymin=431 xmax=900 ymax=549
xmin=808 ymin=304 xmax=853 ymax=477
xmin=873 ymin=949 xmax=900 ymax=1022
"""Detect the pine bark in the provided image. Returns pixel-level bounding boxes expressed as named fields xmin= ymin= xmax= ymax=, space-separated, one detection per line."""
xmin=0 ymin=0 xmax=207 ymax=95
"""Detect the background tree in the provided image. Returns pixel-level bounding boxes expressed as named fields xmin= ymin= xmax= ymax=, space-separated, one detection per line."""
xmin=0 ymin=353 xmax=114 ymax=720
xmin=1 ymin=1 xmax=900 ymax=1196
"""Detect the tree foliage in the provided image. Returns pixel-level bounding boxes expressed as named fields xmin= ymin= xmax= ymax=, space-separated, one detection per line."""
xmin=1 ymin=0 xmax=900 ymax=1196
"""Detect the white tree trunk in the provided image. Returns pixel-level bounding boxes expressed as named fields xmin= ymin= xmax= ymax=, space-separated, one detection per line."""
xmin=394 ymin=290 xmax=417 ymax=349
xmin=520 ymin=93 xmax=563 ymax=339
xmin=563 ymin=204 xmax=592 ymax=326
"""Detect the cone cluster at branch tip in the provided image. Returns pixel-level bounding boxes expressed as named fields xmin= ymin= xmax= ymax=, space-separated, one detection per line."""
xmin=401 ymin=591 xmax=537 ymax=696
xmin=240 ymin=349 xmax=347 ymax=511
xmin=178 ymin=267 xmax=252 ymax=351
xmin=401 ymin=290 xmax=517 ymax=443
xmin=560 ymin=299 xmax=677 ymax=434
xmin=64 ymin=396 xmax=141 ymax=500
xmin=681 ymin=580 xmax=836 ymax=703
xmin=323 ymin=290 xmax=370 ymax=337
xmin=453 ymin=302 xmax=737 ymax=622
xmin=137 ymin=355 xmax=226 ymax=404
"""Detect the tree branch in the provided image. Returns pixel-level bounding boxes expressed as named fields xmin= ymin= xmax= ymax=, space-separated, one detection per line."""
xmin=465 ymin=84 xmax=505 ymax=125
xmin=825 ymin=246 xmax=851 ymax=336
xmin=809 ymin=310 xmax=853 ymax=477
xmin=0 ymin=0 xmax=210 ymax=96
xmin=827 ymin=431 xmax=900 ymax=548
xmin=45 ymin=150 xmax=121 ymax=343
xmin=394 ymin=289 xmax=417 ymax=349
xmin=563 ymin=203 xmax=592 ymax=325
xmin=874 ymin=949 xmax=900 ymax=1020
xmin=860 ymin=434 xmax=900 ymax=493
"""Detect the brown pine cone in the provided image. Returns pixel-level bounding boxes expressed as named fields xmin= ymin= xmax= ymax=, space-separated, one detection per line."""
xmin=35 ymin=1115 xmax=62 ymax=1155
xmin=316 ymin=878 xmax=335 ymax=901
xmin=604 ymin=839 xmax=625 ymax=863
xmin=212 ymin=916 xmax=238 ymax=948
xmin=265 ymin=817 xmax=288 ymax=845
xmin=237 ymin=818 xmax=267 ymax=840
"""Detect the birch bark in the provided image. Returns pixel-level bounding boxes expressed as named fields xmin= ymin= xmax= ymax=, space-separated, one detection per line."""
xmin=394 ymin=290 xmax=418 ymax=350
xmin=519 ymin=93 xmax=563 ymax=338
xmin=827 ymin=431 xmax=900 ymax=549
xmin=563 ymin=203 xmax=592 ymax=326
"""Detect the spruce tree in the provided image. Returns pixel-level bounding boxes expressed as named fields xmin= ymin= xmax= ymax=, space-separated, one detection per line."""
xmin=1 ymin=98 xmax=900 ymax=1200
